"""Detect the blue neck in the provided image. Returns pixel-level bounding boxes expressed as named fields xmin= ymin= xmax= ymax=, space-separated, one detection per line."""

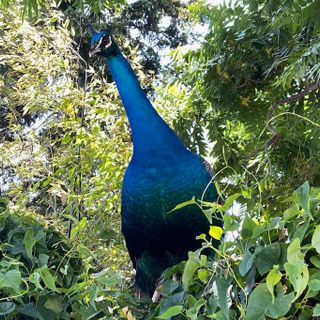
xmin=106 ymin=53 xmax=187 ymax=161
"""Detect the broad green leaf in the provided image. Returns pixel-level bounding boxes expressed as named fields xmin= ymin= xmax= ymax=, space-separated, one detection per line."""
xmin=24 ymin=230 xmax=45 ymax=259
xmin=284 ymin=262 xmax=309 ymax=300
xmin=40 ymin=267 xmax=57 ymax=292
xmin=241 ymin=216 xmax=256 ymax=240
xmin=293 ymin=221 xmax=310 ymax=242
xmin=198 ymin=269 xmax=208 ymax=283
xmin=312 ymin=225 xmax=320 ymax=253
xmin=0 ymin=302 xmax=15 ymax=316
xmin=38 ymin=254 xmax=49 ymax=267
xmin=157 ymin=305 xmax=183 ymax=319
xmin=283 ymin=206 xmax=300 ymax=221
xmin=182 ymin=252 xmax=201 ymax=291
xmin=309 ymin=279 xmax=320 ymax=291
xmin=16 ymin=303 xmax=44 ymax=320
xmin=216 ymin=278 xmax=232 ymax=320
xmin=313 ymin=304 xmax=320 ymax=317
xmin=168 ymin=197 xmax=196 ymax=213
xmin=310 ymin=255 xmax=320 ymax=268
xmin=209 ymin=225 xmax=223 ymax=240
xmin=0 ymin=270 xmax=22 ymax=294
xmin=200 ymin=254 xmax=207 ymax=266
xmin=245 ymin=283 xmax=272 ymax=320
xmin=295 ymin=181 xmax=312 ymax=219
xmin=239 ymin=249 xmax=255 ymax=276
xmin=186 ymin=298 xmax=206 ymax=320
xmin=266 ymin=266 xmax=282 ymax=303
xmin=287 ymin=238 xmax=304 ymax=264
xmin=255 ymin=243 xmax=286 ymax=275
xmin=265 ymin=286 xmax=294 ymax=319
xmin=44 ymin=296 xmax=62 ymax=314
xmin=24 ymin=229 xmax=34 ymax=259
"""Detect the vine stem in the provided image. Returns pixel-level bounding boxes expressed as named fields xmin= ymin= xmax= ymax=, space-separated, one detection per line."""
xmin=265 ymin=82 xmax=320 ymax=140
xmin=262 ymin=82 xmax=320 ymax=174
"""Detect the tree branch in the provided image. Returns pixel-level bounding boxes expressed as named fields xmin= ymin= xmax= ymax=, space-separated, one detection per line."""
xmin=264 ymin=81 xmax=320 ymax=175
xmin=266 ymin=82 xmax=320 ymax=138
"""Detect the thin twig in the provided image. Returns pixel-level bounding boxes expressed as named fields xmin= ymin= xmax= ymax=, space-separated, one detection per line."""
xmin=264 ymin=82 xmax=320 ymax=175
xmin=266 ymin=82 xmax=320 ymax=141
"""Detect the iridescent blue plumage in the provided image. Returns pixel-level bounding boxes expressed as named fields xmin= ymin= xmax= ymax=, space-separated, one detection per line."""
xmin=90 ymin=31 xmax=222 ymax=295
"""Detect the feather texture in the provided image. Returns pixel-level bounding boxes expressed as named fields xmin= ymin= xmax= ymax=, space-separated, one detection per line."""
xmin=90 ymin=31 xmax=222 ymax=295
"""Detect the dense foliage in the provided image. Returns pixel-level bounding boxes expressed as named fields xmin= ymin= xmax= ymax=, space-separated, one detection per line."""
xmin=1 ymin=0 xmax=320 ymax=319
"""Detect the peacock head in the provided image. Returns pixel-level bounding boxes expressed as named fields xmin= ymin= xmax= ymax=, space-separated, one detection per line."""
xmin=89 ymin=31 xmax=119 ymax=58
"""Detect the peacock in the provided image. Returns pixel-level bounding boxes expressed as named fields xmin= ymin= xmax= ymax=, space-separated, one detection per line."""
xmin=89 ymin=30 xmax=222 ymax=297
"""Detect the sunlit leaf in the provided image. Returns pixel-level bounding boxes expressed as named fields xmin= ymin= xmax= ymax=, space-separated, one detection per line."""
xmin=157 ymin=305 xmax=183 ymax=319
xmin=209 ymin=225 xmax=223 ymax=240
xmin=266 ymin=265 xmax=282 ymax=303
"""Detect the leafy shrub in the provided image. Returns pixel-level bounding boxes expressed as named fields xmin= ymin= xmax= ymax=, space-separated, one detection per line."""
xmin=151 ymin=181 xmax=320 ymax=319
xmin=0 ymin=206 xmax=131 ymax=319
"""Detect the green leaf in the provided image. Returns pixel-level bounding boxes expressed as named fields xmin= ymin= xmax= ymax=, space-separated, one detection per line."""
xmin=168 ymin=197 xmax=196 ymax=213
xmin=0 ymin=302 xmax=15 ymax=316
xmin=24 ymin=229 xmax=34 ymax=259
xmin=198 ymin=269 xmax=208 ymax=283
xmin=157 ymin=305 xmax=183 ymax=319
xmin=186 ymin=298 xmax=206 ymax=320
xmin=223 ymin=215 xmax=239 ymax=232
xmin=0 ymin=270 xmax=22 ymax=294
xmin=245 ymin=283 xmax=272 ymax=320
xmin=77 ymin=244 xmax=97 ymax=260
xmin=40 ymin=267 xmax=57 ymax=292
xmin=313 ymin=304 xmax=320 ymax=317
xmin=312 ymin=225 xmax=320 ymax=253
xmin=283 ymin=206 xmax=300 ymax=221
xmin=295 ymin=181 xmax=312 ymax=219
xmin=284 ymin=262 xmax=309 ymax=300
xmin=241 ymin=216 xmax=256 ymax=240
xmin=182 ymin=252 xmax=201 ymax=291
xmin=44 ymin=296 xmax=62 ymax=314
xmin=209 ymin=225 xmax=223 ymax=240
xmin=255 ymin=243 xmax=286 ymax=275
xmin=287 ymin=238 xmax=304 ymax=264
xmin=216 ymin=278 xmax=231 ymax=320
xmin=16 ymin=303 xmax=44 ymax=320
xmin=24 ymin=229 xmax=45 ymax=259
xmin=310 ymin=255 xmax=320 ymax=268
xmin=265 ymin=286 xmax=294 ymax=319
xmin=309 ymin=279 xmax=320 ymax=291
xmin=61 ymin=134 xmax=72 ymax=144
xmin=70 ymin=217 xmax=87 ymax=239
xmin=29 ymin=271 xmax=43 ymax=289
xmin=202 ymin=209 xmax=213 ymax=224
xmin=221 ymin=193 xmax=241 ymax=211
xmin=266 ymin=265 xmax=282 ymax=303
xmin=239 ymin=249 xmax=255 ymax=276
xmin=293 ymin=221 xmax=310 ymax=242
xmin=38 ymin=254 xmax=49 ymax=267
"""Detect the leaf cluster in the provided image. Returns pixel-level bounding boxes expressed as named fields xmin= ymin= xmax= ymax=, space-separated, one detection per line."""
xmin=151 ymin=181 xmax=320 ymax=319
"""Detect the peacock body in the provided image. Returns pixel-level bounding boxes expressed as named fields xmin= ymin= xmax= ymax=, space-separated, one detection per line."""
xmin=90 ymin=31 xmax=221 ymax=295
